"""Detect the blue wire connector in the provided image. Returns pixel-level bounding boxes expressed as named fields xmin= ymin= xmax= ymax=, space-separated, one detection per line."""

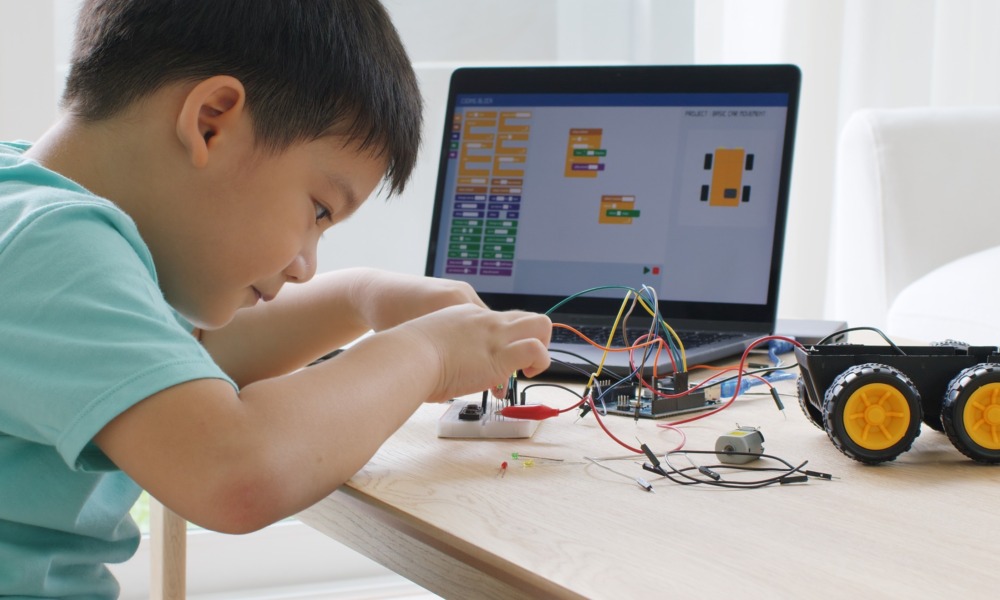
xmin=767 ymin=339 xmax=795 ymax=365
xmin=719 ymin=369 xmax=796 ymax=398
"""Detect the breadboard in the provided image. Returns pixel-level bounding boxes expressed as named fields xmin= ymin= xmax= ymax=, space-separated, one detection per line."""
xmin=437 ymin=400 xmax=541 ymax=439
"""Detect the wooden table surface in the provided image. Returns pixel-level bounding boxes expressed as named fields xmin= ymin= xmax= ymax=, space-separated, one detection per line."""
xmin=299 ymin=369 xmax=1000 ymax=599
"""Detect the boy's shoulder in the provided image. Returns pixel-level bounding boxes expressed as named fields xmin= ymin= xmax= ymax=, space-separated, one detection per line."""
xmin=0 ymin=140 xmax=30 ymax=157
xmin=2 ymin=140 xmax=103 ymax=206
xmin=1 ymin=141 xmax=143 ymax=256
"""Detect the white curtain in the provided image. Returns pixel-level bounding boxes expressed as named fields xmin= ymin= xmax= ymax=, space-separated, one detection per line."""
xmin=693 ymin=0 xmax=1000 ymax=319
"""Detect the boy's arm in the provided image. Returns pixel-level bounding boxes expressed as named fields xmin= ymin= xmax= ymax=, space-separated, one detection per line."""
xmin=200 ymin=268 xmax=489 ymax=386
xmin=94 ymin=302 xmax=551 ymax=535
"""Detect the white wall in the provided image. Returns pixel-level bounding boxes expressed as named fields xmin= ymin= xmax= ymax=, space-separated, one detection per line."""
xmin=0 ymin=0 xmax=57 ymax=140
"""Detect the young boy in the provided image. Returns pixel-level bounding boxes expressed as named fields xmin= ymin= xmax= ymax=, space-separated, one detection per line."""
xmin=0 ymin=0 xmax=551 ymax=597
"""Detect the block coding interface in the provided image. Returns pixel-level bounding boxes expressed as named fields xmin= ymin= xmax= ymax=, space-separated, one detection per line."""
xmin=431 ymin=93 xmax=789 ymax=306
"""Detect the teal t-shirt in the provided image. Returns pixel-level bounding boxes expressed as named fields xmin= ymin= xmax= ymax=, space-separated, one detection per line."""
xmin=0 ymin=141 xmax=237 ymax=598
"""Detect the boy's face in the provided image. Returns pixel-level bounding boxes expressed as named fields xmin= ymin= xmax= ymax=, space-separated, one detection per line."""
xmin=158 ymin=135 xmax=387 ymax=329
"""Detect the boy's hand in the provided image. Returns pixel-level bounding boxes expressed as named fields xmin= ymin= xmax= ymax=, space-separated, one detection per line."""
xmin=349 ymin=270 xmax=488 ymax=332
xmin=395 ymin=303 xmax=552 ymax=404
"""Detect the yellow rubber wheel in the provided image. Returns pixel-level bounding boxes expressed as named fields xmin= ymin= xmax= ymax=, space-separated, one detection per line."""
xmin=943 ymin=364 xmax=1000 ymax=463
xmin=962 ymin=383 xmax=1000 ymax=450
xmin=841 ymin=382 xmax=912 ymax=451
xmin=823 ymin=363 xmax=922 ymax=464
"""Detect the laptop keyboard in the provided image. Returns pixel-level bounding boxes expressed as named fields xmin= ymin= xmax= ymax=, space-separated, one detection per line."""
xmin=551 ymin=325 xmax=745 ymax=348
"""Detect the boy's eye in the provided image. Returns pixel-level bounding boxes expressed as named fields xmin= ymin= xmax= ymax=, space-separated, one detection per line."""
xmin=313 ymin=200 xmax=333 ymax=223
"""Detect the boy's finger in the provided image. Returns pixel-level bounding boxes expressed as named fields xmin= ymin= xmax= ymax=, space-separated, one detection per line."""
xmin=502 ymin=312 xmax=552 ymax=346
xmin=498 ymin=338 xmax=551 ymax=379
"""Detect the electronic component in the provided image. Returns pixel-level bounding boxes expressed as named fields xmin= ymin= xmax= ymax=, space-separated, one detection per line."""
xmin=458 ymin=403 xmax=483 ymax=421
xmin=585 ymin=456 xmax=655 ymax=493
xmin=719 ymin=369 xmax=796 ymax=398
xmin=437 ymin=385 xmax=542 ymax=439
xmin=511 ymin=452 xmax=562 ymax=462
xmin=796 ymin=335 xmax=1000 ymax=464
xmin=496 ymin=405 xmax=560 ymax=420
xmin=438 ymin=401 xmax=542 ymax=438
xmin=606 ymin=372 xmax=720 ymax=419
xmin=715 ymin=426 xmax=764 ymax=464
xmin=655 ymin=448 xmax=823 ymax=488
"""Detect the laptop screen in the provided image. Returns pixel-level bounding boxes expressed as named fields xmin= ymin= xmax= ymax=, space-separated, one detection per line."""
xmin=426 ymin=65 xmax=799 ymax=329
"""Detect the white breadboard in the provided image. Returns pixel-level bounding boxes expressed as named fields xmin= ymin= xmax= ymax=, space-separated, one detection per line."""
xmin=437 ymin=400 xmax=541 ymax=439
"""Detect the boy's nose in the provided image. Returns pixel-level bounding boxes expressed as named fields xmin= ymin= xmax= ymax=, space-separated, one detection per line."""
xmin=284 ymin=247 xmax=317 ymax=283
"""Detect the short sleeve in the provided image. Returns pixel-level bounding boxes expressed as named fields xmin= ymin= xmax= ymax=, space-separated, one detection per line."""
xmin=0 ymin=201 xmax=236 ymax=470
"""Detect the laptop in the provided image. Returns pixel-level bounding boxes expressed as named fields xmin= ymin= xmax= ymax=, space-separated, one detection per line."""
xmin=424 ymin=65 xmax=801 ymax=377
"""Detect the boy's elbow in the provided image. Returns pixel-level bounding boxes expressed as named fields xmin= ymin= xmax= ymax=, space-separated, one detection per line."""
xmin=183 ymin=460 xmax=297 ymax=534
xmin=199 ymin=484 xmax=281 ymax=535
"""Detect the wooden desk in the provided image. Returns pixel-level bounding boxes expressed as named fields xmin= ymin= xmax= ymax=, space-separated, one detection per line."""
xmin=298 ymin=374 xmax=1000 ymax=599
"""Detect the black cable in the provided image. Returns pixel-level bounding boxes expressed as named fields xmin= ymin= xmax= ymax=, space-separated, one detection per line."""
xmin=519 ymin=382 xmax=584 ymax=401
xmin=525 ymin=353 xmax=641 ymax=419
xmin=645 ymin=449 xmax=816 ymax=489
xmin=546 ymin=349 xmax=630 ymax=380
xmin=696 ymin=362 xmax=800 ymax=391
xmin=816 ymin=326 xmax=906 ymax=355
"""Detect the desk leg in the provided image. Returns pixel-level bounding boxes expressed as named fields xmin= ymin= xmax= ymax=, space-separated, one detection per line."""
xmin=150 ymin=498 xmax=186 ymax=600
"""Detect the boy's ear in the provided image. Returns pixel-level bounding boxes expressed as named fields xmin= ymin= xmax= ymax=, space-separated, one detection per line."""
xmin=176 ymin=75 xmax=247 ymax=169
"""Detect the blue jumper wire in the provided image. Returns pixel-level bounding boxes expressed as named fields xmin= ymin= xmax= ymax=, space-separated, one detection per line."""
xmin=719 ymin=339 xmax=796 ymax=398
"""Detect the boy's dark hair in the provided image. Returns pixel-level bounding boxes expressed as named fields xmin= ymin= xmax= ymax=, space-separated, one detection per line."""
xmin=63 ymin=0 xmax=422 ymax=194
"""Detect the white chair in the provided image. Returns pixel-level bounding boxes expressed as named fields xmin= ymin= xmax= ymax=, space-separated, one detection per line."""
xmin=825 ymin=106 xmax=1000 ymax=345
